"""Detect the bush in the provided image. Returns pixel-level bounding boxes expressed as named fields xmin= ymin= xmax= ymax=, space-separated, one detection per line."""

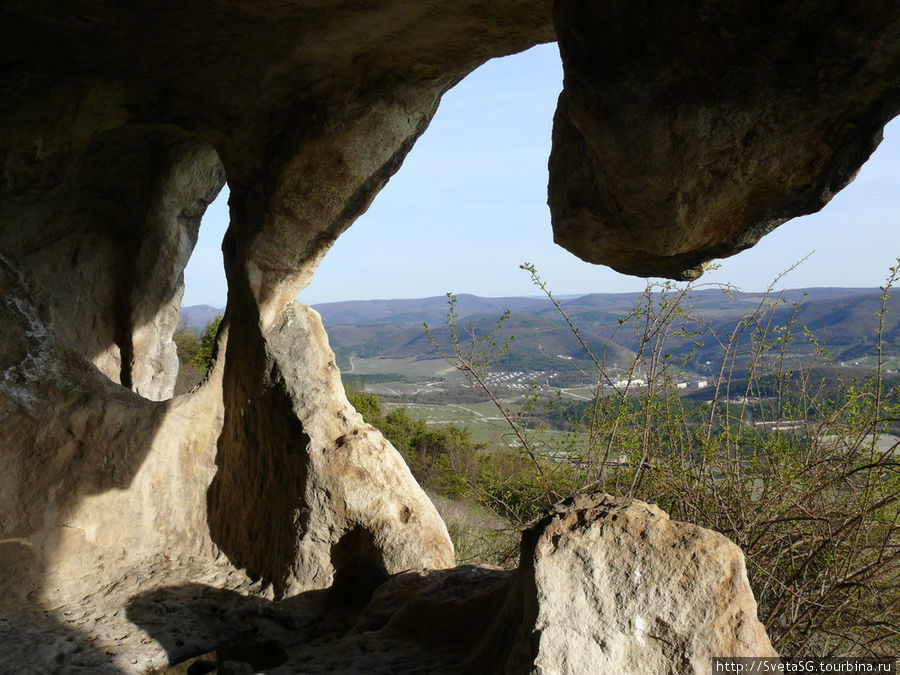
xmin=422 ymin=260 xmax=899 ymax=656
xmin=192 ymin=316 xmax=222 ymax=373
xmin=171 ymin=316 xmax=222 ymax=394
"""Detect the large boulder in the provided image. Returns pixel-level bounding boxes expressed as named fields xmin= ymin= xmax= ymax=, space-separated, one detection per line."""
xmin=486 ymin=494 xmax=776 ymax=673
xmin=340 ymin=493 xmax=775 ymax=674
xmin=550 ymin=0 xmax=900 ymax=279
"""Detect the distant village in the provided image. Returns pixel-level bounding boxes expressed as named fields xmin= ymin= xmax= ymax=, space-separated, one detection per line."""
xmin=479 ymin=369 xmax=710 ymax=393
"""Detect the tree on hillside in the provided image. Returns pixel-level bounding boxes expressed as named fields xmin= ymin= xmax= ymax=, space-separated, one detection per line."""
xmin=346 ymin=390 xmax=383 ymax=425
xmin=172 ymin=316 xmax=221 ymax=393
xmin=173 ymin=322 xmax=201 ymax=366
xmin=192 ymin=316 xmax=222 ymax=373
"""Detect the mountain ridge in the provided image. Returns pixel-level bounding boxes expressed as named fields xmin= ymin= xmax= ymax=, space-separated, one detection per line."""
xmin=181 ymin=287 xmax=882 ymax=330
xmin=180 ymin=287 xmax=897 ymax=375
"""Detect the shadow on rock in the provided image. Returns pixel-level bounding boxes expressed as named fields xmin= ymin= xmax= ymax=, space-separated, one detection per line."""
xmin=0 ymin=594 xmax=126 ymax=675
xmin=126 ymin=566 xmax=514 ymax=674
xmin=124 ymin=583 xmax=339 ymax=670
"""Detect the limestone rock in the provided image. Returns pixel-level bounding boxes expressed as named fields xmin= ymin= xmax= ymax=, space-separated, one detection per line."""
xmin=0 ymin=253 xmax=226 ymax=603
xmin=550 ymin=0 xmax=900 ymax=279
xmin=0 ymin=257 xmax=453 ymax=672
xmin=207 ymin=301 xmax=454 ymax=598
xmin=0 ymin=0 xmax=551 ymax=624
xmin=484 ymin=494 xmax=776 ymax=674
xmin=0 ymin=125 xmax=225 ymax=400
xmin=353 ymin=495 xmax=775 ymax=674
xmin=146 ymin=495 xmax=771 ymax=673
xmin=199 ymin=494 xmax=772 ymax=673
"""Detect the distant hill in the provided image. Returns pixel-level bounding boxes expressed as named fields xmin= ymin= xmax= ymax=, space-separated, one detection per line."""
xmin=323 ymin=310 xmax=636 ymax=375
xmin=179 ymin=304 xmax=224 ymax=331
xmin=551 ymin=287 xmax=897 ymax=364
xmin=310 ymin=294 xmax=555 ymax=327
xmin=180 ymin=287 xmax=897 ymax=372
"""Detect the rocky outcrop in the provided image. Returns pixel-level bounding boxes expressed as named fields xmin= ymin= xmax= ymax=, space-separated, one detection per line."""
xmin=1 ymin=0 xmax=549 ymax=630
xmin=0 ymin=252 xmax=452 ymax=587
xmin=550 ymin=1 xmax=900 ymax=280
xmin=0 ymin=125 xmax=225 ymax=400
xmin=317 ymin=494 xmax=774 ymax=674
xmin=207 ymin=301 xmax=454 ymax=598
xmin=485 ymin=494 xmax=776 ymax=673
xmin=7 ymin=494 xmax=768 ymax=673
xmin=0 ymin=251 xmax=224 ymax=601
xmin=1 ymin=0 xmax=897 ymax=672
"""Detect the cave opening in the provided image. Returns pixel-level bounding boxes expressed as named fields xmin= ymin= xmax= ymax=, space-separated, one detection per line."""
xmin=8 ymin=124 xmax=229 ymax=403
xmin=174 ymin=184 xmax=230 ymax=396
xmin=292 ymin=45 xmax=900 ymax=576
xmin=182 ymin=185 xmax=230 ymax=314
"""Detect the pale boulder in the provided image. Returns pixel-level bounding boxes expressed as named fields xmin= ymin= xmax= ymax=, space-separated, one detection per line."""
xmin=489 ymin=493 xmax=776 ymax=674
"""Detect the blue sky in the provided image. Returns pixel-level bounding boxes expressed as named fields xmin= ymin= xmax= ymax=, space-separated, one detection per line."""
xmin=184 ymin=43 xmax=899 ymax=307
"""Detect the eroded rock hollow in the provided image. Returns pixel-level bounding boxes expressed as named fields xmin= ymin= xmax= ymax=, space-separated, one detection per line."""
xmin=1 ymin=1 xmax=897 ymax=672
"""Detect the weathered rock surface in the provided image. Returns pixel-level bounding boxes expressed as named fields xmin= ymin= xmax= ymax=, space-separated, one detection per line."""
xmin=0 ymin=251 xmax=227 ymax=600
xmin=484 ymin=494 xmax=776 ymax=673
xmin=1 ymin=0 xmax=897 ymax=672
xmin=4 ymin=495 xmax=767 ymax=673
xmin=321 ymin=494 xmax=774 ymax=674
xmin=0 ymin=250 xmax=452 ymax=620
xmin=0 ymin=125 xmax=225 ymax=400
xmin=2 ymin=3 xmax=545 ymax=653
xmin=550 ymin=1 xmax=900 ymax=279
xmin=207 ymin=301 xmax=454 ymax=598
